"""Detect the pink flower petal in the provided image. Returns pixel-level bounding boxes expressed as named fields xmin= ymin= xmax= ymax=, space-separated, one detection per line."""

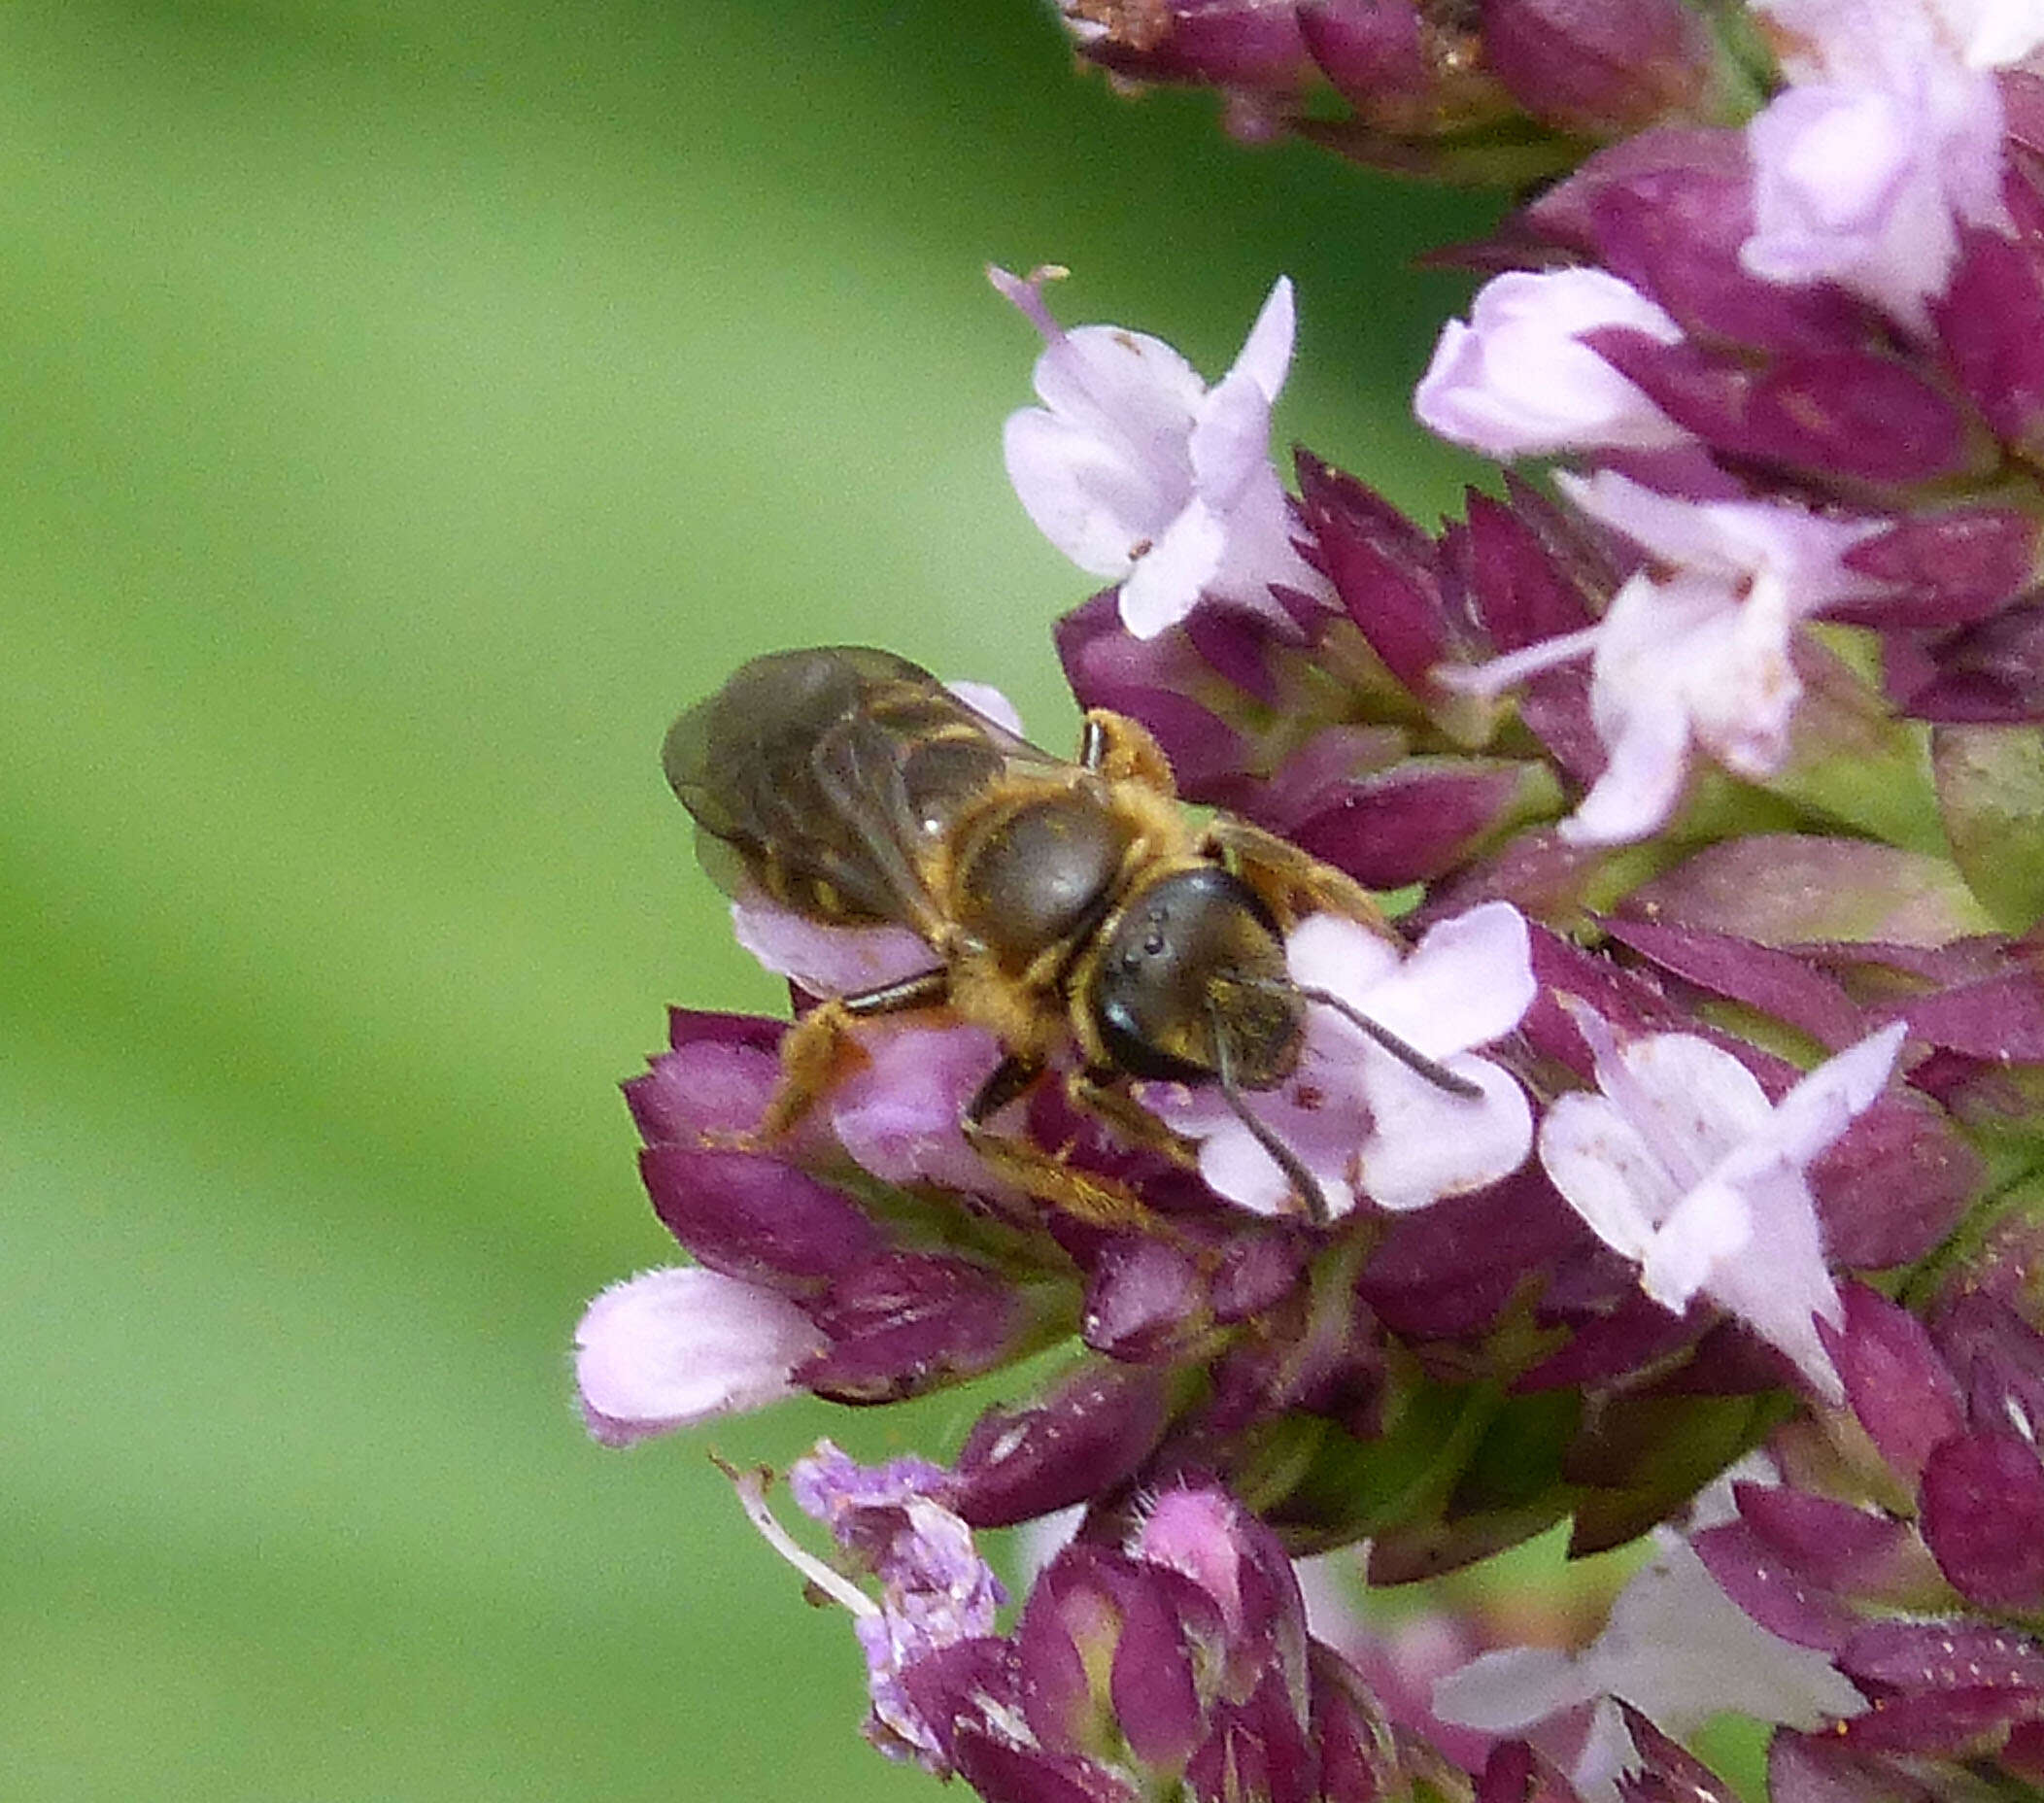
xmin=731 ymin=899 xmax=935 ymax=996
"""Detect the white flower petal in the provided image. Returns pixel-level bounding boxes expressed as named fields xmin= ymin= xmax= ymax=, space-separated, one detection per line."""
xmin=1638 ymin=1173 xmax=1755 ymax=1310
xmin=1540 ymin=1090 xmax=1683 ymax=1259
xmin=1003 ymin=406 xmax=1177 ymax=579
xmin=1229 ymin=275 xmax=1296 ymax=403
xmin=1147 ymin=906 xmax=1534 ymax=1218
xmin=1414 ymin=267 xmax=1689 ymax=459
xmin=944 ymin=679 xmax=1026 ymax=737
xmin=1432 ymin=1645 xmax=1588 ymax=1732
xmin=1032 ymin=323 xmax=1205 ymax=445
xmin=1931 ymin=0 xmax=2044 ymax=66
xmin=1356 ymin=902 xmax=1536 ymax=1055
xmin=1194 ymin=1114 xmax=1304 ymax=1217
xmin=1358 ymin=1054 xmax=1532 ymax=1210
xmin=1740 ymin=5 xmax=2010 ymax=334
xmin=1118 ymin=496 xmax=1228 ymax=637
xmin=1608 ymin=1033 xmax=1777 ymax=1175
xmin=1693 ymin=1158 xmax=1845 ymax=1397
xmin=1763 ymin=1020 xmax=1907 ymax=1166
xmin=1584 ymin=1530 xmax=1864 ymax=1732
xmin=575 ymin=1267 xmax=825 ymax=1444
xmin=1558 ymin=679 xmax=1692 ymax=845
xmin=1000 ymin=275 xmax=1329 ymax=631
xmin=1190 ymin=363 xmax=1278 ymax=508
xmin=1555 ymin=472 xmax=1885 ymax=599
xmin=1440 ymin=1523 xmax=1863 ymax=1793
xmin=1691 ymin=573 xmax=1803 ymax=777
xmin=1206 ymin=469 xmax=1333 ymax=616
xmin=1284 ymin=912 xmax=1405 ymax=1004
xmin=1545 ymin=1010 xmax=1891 ymax=1399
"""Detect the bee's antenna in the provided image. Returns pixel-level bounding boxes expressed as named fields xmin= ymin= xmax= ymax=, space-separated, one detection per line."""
xmin=1209 ymin=1005 xmax=1334 ymax=1227
xmin=1281 ymin=982 xmax=1484 ymax=1100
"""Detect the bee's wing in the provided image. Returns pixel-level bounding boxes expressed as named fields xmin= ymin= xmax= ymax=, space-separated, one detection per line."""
xmin=804 ymin=672 xmax=1074 ymax=935
xmin=800 ymin=706 xmax=949 ymax=931
xmin=666 ymin=645 xmax=1063 ymax=939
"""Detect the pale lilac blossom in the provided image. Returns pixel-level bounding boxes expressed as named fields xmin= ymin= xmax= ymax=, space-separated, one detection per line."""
xmin=574 ymin=1266 xmax=827 ymax=1446
xmin=732 ymin=896 xmax=935 ymax=996
xmin=994 ymin=264 xmax=1334 ymax=638
xmin=1414 ymin=267 xmax=1692 ymax=459
xmin=1537 ymin=1007 xmax=1909 ymax=1399
xmin=1143 ymin=902 xmax=1536 ymax=1219
xmin=1744 ymin=0 xmax=2018 ymax=336
xmin=1756 ymin=0 xmax=2044 ymax=79
xmin=1439 ymin=471 xmax=1889 ymax=844
xmin=1923 ymin=0 xmax=2044 ymax=66
xmin=1434 ymin=1463 xmax=1863 ymax=1801
xmin=733 ymin=1444 xmax=1005 ymax=1771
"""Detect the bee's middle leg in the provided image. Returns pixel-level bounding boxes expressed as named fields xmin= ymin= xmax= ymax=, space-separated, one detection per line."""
xmin=1200 ymin=814 xmax=1390 ymax=930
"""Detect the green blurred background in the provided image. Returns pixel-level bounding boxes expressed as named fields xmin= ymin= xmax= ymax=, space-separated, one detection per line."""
xmin=1 ymin=3 xmax=1492 ymax=1797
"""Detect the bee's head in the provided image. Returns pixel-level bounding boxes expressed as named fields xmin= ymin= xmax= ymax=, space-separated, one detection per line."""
xmin=1088 ymin=866 xmax=1303 ymax=1088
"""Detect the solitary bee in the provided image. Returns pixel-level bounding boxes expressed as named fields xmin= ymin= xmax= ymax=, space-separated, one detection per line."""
xmin=664 ymin=646 xmax=1475 ymax=1226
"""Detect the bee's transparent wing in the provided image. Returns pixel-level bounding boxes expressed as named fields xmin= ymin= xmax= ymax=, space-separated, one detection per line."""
xmin=665 ymin=645 xmax=1063 ymax=937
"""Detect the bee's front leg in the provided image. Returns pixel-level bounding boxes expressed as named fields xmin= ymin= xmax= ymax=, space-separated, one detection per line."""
xmin=1062 ymin=1070 xmax=1202 ymax=1172
xmin=959 ymin=1056 xmax=1164 ymax=1234
xmin=1077 ymin=709 xmax=1175 ymax=795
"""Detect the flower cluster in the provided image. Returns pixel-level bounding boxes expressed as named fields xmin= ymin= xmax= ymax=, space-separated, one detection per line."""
xmin=1692 ymin=1283 xmax=2044 ymax=1791
xmin=575 ymin=5 xmax=2044 ymax=1800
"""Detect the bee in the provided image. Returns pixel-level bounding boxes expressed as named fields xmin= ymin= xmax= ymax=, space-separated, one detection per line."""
xmin=663 ymin=646 xmax=1476 ymax=1226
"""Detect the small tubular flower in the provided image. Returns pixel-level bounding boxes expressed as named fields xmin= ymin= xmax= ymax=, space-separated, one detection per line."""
xmin=1414 ymin=267 xmax=1691 ymax=459
xmin=1743 ymin=0 xmax=2019 ymax=337
xmin=994 ymin=265 xmax=1334 ymax=638
xmin=732 ymin=1444 xmax=1006 ymax=1771
xmin=1143 ymin=902 xmax=1536 ymax=1219
xmin=1537 ymin=1009 xmax=1908 ymax=1399
xmin=1435 ymin=1489 xmax=1863 ymax=1799
xmin=573 ymin=1266 xmax=828 ymax=1446
xmin=1440 ymin=472 xmax=1890 ymax=844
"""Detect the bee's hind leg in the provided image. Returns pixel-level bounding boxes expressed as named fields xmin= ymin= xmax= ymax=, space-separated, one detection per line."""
xmin=757 ymin=966 xmax=950 ymax=1140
